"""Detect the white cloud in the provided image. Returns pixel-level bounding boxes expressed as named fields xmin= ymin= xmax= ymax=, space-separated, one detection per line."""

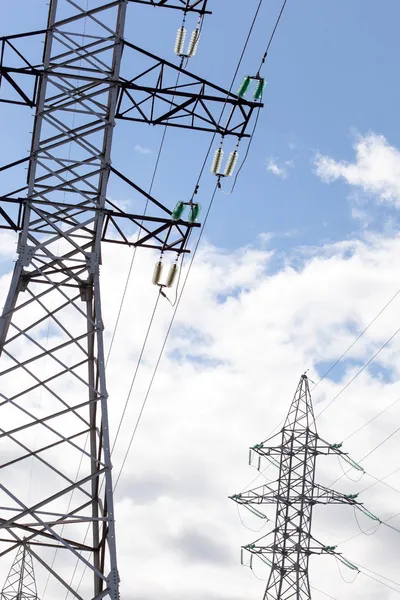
xmin=1 ymin=227 xmax=400 ymax=599
xmin=315 ymin=133 xmax=400 ymax=205
xmin=266 ymin=159 xmax=287 ymax=178
xmin=134 ymin=144 xmax=151 ymax=155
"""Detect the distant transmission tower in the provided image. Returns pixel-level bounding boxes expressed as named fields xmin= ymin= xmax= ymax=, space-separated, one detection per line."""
xmin=0 ymin=0 xmax=260 ymax=598
xmin=1 ymin=542 xmax=38 ymax=600
xmin=231 ymin=374 xmax=378 ymax=600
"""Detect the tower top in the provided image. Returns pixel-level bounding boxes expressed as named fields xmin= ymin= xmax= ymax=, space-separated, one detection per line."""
xmin=283 ymin=372 xmax=316 ymax=433
xmin=1 ymin=542 xmax=39 ymax=600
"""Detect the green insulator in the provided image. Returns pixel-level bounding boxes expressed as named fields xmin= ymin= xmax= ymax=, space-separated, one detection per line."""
xmin=253 ymin=78 xmax=266 ymax=100
xmin=188 ymin=203 xmax=200 ymax=222
xmin=171 ymin=201 xmax=185 ymax=220
xmin=238 ymin=76 xmax=252 ymax=98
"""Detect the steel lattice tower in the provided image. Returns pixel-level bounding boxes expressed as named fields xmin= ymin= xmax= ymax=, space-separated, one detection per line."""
xmin=0 ymin=0 xmax=260 ymax=598
xmin=231 ymin=374 xmax=376 ymax=600
xmin=1 ymin=542 xmax=38 ymax=600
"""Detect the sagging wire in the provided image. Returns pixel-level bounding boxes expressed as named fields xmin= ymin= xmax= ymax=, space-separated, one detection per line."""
xmin=337 ymin=454 xmax=365 ymax=483
xmin=334 ymin=555 xmax=359 ymax=584
xmin=236 ymin=503 xmax=270 ymax=533
xmin=242 ymin=551 xmax=270 ymax=582
xmin=353 ymin=505 xmax=381 ymax=537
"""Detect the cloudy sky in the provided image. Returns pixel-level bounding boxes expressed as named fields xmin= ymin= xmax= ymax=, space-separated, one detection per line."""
xmin=1 ymin=1 xmax=400 ymax=599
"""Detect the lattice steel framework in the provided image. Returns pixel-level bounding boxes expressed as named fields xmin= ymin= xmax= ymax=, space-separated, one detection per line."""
xmin=231 ymin=374 xmax=375 ymax=600
xmin=0 ymin=1 xmax=261 ymax=599
xmin=1 ymin=542 xmax=38 ymax=600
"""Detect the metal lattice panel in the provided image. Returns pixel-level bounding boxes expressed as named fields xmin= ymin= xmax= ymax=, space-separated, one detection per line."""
xmin=1 ymin=543 xmax=38 ymax=600
xmin=231 ymin=375 xmax=368 ymax=600
xmin=0 ymin=2 xmax=128 ymax=598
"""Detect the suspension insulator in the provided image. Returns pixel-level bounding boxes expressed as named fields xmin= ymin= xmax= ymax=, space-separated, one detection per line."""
xmin=187 ymin=28 xmax=200 ymax=57
xmin=152 ymin=261 xmax=163 ymax=285
xmin=253 ymin=78 xmax=266 ymax=100
xmin=166 ymin=263 xmax=178 ymax=288
xmin=223 ymin=150 xmax=239 ymax=177
xmin=174 ymin=27 xmax=186 ymax=56
xmin=211 ymin=147 xmax=224 ymax=175
xmin=237 ymin=76 xmax=252 ymax=98
xmin=188 ymin=203 xmax=200 ymax=223
xmin=171 ymin=201 xmax=185 ymax=220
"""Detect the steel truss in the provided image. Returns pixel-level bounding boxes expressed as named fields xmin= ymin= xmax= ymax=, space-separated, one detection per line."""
xmin=0 ymin=0 xmax=261 ymax=598
xmin=127 ymin=0 xmax=211 ymax=13
xmin=231 ymin=375 xmax=372 ymax=600
xmin=1 ymin=542 xmax=38 ymax=600
xmin=0 ymin=34 xmax=260 ymax=137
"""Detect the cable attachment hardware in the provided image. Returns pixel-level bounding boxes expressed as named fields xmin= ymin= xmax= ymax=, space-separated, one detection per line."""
xmin=171 ymin=200 xmax=201 ymax=222
xmin=211 ymin=140 xmax=240 ymax=179
xmin=237 ymin=75 xmax=266 ymax=101
xmin=174 ymin=14 xmax=202 ymax=59
xmin=152 ymin=253 xmax=179 ymax=291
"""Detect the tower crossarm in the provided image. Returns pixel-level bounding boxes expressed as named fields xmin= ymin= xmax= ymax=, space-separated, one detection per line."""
xmin=231 ymin=483 xmax=277 ymax=506
xmin=316 ymin=436 xmax=365 ymax=472
xmin=127 ymin=0 xmax=211 ymax=13
xmin=0 ymin=33 xmax=261 ymax=138
xmin=313 ymin=485 xmax=380 ymax=520
xmin=242 ymin=535 xmax=359 ymax=571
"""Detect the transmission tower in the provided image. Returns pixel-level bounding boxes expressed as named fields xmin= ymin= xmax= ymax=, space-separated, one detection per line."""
xmin=0 ymin=1 xmax=260 ymax=598
xmin=1 ymin=542 xmax=38 ymax=600
xmin=231 ymin=374 xmax=378 ymax=600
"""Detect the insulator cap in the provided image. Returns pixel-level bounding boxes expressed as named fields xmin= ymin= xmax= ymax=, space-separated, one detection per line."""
xmin=253 ymin=78 xmax=266 ymax=100
xmin=174 ymin=27 xmax=186 ymax=56
xmin=166 ymin=263 xmax=178 ymax=288
xmin=171 ymin=201 xmax=185 ymax=220
xmin=238 ymin=76 xmax=251 ymax=98
xmin=187 ymin=28 xmax=200 ymax=57
xmin=152 ymin=261 xmax=163 ymax=285
xmin=188 ymin=203 xmax=200 ymax=223
xmin=223 ymin=150 xmax=239 ymax=177
xmin=211 ymin=147 xmax=224 ymax=175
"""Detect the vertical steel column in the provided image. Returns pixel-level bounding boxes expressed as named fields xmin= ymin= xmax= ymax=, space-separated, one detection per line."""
xmin=0 ymin=2 xmax=127 ymax=598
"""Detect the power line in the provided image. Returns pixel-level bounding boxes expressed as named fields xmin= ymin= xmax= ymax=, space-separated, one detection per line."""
xmin=113 ymin=183 xmax=219 ymax=491
xmin=339 ymin=509 xmax=400 ymax=546
xmin=110 ymin=291 xmax=161 ymax=454
xmin=343 ymin=395 xmax=400 ymax=442
xmin=316 ymin=322 xmax=400 ymax=420
xmin=107 ymin=0 xmax=269 ymax=450
xmin=105 ymin=69 xmax=184 ymax=369
xmin=310 ymin=586 xmax=340 ymax=600
xmin=312 ymin=285 xmax=400 ymax=391
xmin=357 ymin=563 xmax=400 ymax=594
xmin=111 ymin=0 xmax=277 ymax=474
xmin=65 ymin=5 xmax=274 ymax=589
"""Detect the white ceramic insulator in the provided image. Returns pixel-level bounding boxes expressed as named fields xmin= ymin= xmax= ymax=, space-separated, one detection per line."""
xmin=223 ymin=150 xmax=239 ymax=177
xmin=174 ymin=27 xmax=186 ymax=56
xmin=187 ymin=28 xmax=200 ymax=57
xmin=152 ymin=261 xmax=163 ymax=285
xmin=211 ymin=148 xmax=224 ymax=175
xmin=166 ymin=263 xmax=178 ymax=288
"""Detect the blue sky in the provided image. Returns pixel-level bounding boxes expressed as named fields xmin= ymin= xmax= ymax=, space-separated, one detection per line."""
xmin=2 ymin=3 xmax=400 ymax=600
xmin=2 ymin=0 xmax=400 ymax=255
